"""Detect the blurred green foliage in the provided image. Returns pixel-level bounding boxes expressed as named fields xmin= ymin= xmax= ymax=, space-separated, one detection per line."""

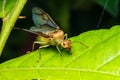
xmin=0 ymin=0 xmax=120 ymax=62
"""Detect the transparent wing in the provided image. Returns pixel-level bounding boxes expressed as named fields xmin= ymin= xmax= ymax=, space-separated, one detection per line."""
xmin=31 ymin=7 xmax=59 ymax=34
xmin=30 ymin=25 xmax=56 ymax=35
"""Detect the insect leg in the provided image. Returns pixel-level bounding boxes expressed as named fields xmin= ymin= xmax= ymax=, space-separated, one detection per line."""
xmin=64 ymin=33 xmax=68 ymax=39
xmin=38 ymin=45 xmax=50 ymax=60
xmin=32 ymin=41 xmax=39 ymax=51
xmin=56 ymin=45 xmax=62 ymax=59
xmin=32 ymin=41 xmax=48 ymax=51
xmin=32 ymin=41 xmax=49 ymax=61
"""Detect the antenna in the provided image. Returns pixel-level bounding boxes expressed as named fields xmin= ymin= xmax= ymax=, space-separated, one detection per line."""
xmin=97 ymin=0 xmax=109 ymax=28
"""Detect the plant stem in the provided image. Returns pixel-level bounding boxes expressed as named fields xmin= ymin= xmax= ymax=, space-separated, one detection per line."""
xmin=0 ymin=0 xmax=27 ymax=55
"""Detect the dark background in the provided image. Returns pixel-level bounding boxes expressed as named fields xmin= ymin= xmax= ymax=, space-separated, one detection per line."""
xmin=0 ymin=0 xmax=120 ymax=63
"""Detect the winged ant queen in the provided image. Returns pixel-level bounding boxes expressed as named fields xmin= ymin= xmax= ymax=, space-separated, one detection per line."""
xmin=15 ymin=7 xmax=71 ymax=57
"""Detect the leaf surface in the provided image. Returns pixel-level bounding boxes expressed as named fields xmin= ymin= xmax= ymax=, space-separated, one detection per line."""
xmin=0 ymin=25 xmax=120 ymax=80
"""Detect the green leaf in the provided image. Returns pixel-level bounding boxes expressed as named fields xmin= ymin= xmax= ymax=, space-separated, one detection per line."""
xmin=94 ymin=0 xmax=119 ymax=17
xmin=1 ymin=25 xmax=120 ymax=80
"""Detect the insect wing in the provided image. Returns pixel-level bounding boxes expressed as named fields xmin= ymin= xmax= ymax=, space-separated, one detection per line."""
xmin=32 ymin=7 xmax=59 ymax=34
xmin=30 ymin=25 xmax=57 ymax=35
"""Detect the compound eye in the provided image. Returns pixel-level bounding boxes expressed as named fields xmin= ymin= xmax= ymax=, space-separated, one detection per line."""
xmin=63 ymin=42 xmax=66 ymax=46
xmin=61 ymin=42 xmax=66 ymax=48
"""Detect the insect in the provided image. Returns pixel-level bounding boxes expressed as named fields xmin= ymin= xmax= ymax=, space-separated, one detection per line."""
xmin=16 ymin=7 xmax=71 ymax=57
